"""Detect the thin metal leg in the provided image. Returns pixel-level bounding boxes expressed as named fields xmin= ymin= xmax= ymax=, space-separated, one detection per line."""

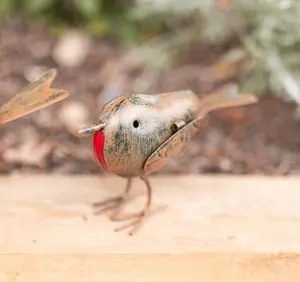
xmin=113 ymin=176 xmax=152 ymax=236
xmin=93 ymin=177 xmax=132 ymax=215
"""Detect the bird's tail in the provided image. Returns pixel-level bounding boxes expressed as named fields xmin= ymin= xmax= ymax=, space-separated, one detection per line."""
xmin=197 ymin=85 xmax=258 ymax=118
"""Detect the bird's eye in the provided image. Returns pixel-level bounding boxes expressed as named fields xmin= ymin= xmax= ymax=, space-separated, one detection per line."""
xmin=133 ymin=120 xmax=139 ymax=128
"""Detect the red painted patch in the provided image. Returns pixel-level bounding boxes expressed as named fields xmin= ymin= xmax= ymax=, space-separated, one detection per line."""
xmin=93 ymin=131 xmax=108 ymax=171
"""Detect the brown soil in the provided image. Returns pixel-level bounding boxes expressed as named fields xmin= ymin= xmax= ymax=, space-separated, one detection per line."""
xmin=1 ymin=19 xmax=300 ymax=175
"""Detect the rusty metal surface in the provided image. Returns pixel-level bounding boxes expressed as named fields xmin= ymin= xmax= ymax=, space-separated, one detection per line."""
xmin=0 ymin=69 xmax=69 ymax=125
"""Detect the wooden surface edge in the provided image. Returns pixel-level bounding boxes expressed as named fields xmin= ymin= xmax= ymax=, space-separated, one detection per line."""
xmin=1 ymin=253 xmax=300 ymax=282
xmin=1 ymin=174 xmax=300 ymax=254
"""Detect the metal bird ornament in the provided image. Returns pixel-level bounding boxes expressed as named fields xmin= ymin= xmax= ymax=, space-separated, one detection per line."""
xmin=76 ymin=89 xmax=258 ymax=236
xmin=0 ymin=68 xmax=69 ymax=125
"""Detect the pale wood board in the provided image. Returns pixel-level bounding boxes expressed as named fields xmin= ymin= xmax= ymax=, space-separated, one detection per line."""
xmin=0 ymin=174 xmax=300 ymax=281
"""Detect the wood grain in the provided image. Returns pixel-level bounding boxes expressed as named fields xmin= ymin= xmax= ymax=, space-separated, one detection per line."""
xmin=0 ymin=174 xmax=300 ymax=281
xmin=1 ymin=253 xmax=300 ymax=282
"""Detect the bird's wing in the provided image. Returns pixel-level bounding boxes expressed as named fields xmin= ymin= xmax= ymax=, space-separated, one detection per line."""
xmin=143 ymin=118 xmax=203 ymax=174
xmin=143 ymin=91 xmax=258 ymax=174
xmin=0 ymin=68 xmax=69 ymax=125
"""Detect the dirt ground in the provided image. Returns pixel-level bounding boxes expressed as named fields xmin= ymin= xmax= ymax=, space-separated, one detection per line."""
xmin=1 ymin=19 xmax=300 ymax=176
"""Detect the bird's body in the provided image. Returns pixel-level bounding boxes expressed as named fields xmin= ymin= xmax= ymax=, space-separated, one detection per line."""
xmin=92 ymin=91 xmax=200 ymax=177
xmin=77 ymin=89 xmax=258 ymax=235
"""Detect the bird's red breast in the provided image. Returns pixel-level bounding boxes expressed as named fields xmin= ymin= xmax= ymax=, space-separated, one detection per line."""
xmin=93 ymin=131 xmax=108 ymax=171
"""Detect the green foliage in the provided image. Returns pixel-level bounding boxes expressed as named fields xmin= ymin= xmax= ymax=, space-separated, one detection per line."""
xmin=22 ymin=0 xmax=55 ymax=15
xmin=0 ymin=0 xmax=170 ymax=44
xmin=0 ymin=0 xmax=15 ymax=18
xmin=132 ymin=0 xmax=300 ymax=105
xmin=2 ymin=0 xmax=300 ymax=105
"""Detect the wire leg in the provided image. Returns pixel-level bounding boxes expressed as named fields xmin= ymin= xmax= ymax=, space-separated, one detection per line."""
xmin=93 ymin=178 xmax=132 ymax=215
xmin=112 ymin=176 xmax=152 ymax=236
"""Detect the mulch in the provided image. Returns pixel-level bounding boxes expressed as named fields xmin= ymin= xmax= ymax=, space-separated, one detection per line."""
xmin=1 ymin=19 xmax=300 ymax=176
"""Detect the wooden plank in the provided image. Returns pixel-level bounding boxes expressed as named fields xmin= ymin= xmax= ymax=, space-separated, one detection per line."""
xmin=0 ymin=175 xmax=300 ymax=281
xmin=1 ymin=174 xmax=300 ymax=253
xmin=1 ymin=253 xmax=300 ymax=282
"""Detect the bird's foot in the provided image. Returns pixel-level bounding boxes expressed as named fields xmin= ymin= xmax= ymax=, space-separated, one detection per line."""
xmin=93 ymin=195 xmax=127 ymax=215
xmin=110 ymin=206 xmax=166 ymax=236
xmin=93 ymin=196 xmax=148 ymax=236
xmin=110 ymin=210 xmax=149 ymax=236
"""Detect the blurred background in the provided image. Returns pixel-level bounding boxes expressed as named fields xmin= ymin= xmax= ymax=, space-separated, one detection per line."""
xmin=1 ymin=0 xmax=300 ymax=176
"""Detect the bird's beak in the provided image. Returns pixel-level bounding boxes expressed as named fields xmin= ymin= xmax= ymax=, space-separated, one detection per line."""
xmin=76 ymin=123 xmax=106 ymax=136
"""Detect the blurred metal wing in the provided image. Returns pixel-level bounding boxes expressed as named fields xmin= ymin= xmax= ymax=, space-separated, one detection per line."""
xmin=0 ymin=68 xmax=69 ymax=125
